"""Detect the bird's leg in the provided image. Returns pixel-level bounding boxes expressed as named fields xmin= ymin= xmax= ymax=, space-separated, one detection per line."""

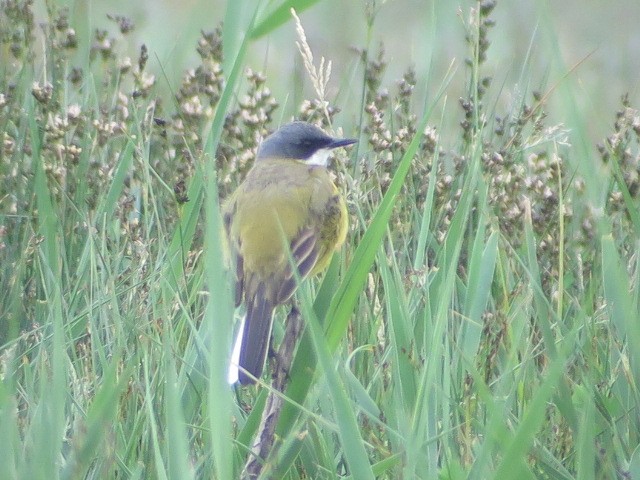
xmin=267 ymin=334 xmax=278 ymax=369
xmin=270 ymin=304 xmax=301 ymax=385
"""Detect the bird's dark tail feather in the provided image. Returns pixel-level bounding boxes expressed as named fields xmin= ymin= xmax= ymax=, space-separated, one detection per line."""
xmin=238 ymin=284 xmax=275 ymax=385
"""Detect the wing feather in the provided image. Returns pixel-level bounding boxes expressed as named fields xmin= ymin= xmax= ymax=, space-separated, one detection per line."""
xmin=277 ymin=227 xmax=320 ymax=303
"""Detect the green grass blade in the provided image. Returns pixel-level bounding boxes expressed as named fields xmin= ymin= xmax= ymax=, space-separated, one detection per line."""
xmin=297 ymin=285 xmax=375 ymax=480
xmin=493 ymin=329 xmax=578 ymax=478
xmin=204 ymin=157 xmax=235 ymax=480
xmin=574 ymin=385 xmax=596 ymax=480
xmin=250 ymin=0 xmax=322 ymax=39
xmin=164 ymin=339 xmax=195 ymax=480
xmin=95 ymin=140 xmax=135 ymax=220
xmin=601 ymin=234 xmax=640 ymax=383
xmin=61 ymin=360 xmax=133 ymax=479
xmin=461 ymin=187 xmax=497 ymax=360
xmin=164 ymin=3 xmax=257 ymax=296
xmin=203 ymin=7 xmax=261 ymax=480
xmin=378 ymin=248 xmax=416 ymax=411
xmin=523 ymin=200 xmax=557 ymax=357
xmin=412 ymin=139 xmax=440 ymax=272
xmin=275 ymin=109 xmax=431 ymax=443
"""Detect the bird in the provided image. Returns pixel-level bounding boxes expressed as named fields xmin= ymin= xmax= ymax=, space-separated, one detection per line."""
xmin=224 ymin=121 xmax=357 ymax=385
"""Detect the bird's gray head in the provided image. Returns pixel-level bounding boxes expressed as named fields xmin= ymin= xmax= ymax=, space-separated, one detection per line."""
xmin=256 ymin=121 xmax=357 ymax=166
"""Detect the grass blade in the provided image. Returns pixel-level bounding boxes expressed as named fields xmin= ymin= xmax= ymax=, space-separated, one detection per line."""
xmin=275 ymin=108 xmax=432 ymax=444
xmin=250 ymin=0 xmax=322 ymax=39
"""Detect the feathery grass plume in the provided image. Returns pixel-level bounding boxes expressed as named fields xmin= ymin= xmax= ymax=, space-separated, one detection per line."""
xmin=291 ymin=8 xmax=332 ymax=125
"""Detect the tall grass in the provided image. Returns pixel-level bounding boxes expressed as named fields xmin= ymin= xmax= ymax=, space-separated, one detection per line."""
xmin=1 ymin=1 xmax=639 ymax=479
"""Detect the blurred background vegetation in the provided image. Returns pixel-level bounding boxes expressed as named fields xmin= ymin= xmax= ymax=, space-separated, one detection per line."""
xmin=2 ymin=0 xmax=640 ymax=479
xmin=24 ymin=0 xmax=640 ymax=141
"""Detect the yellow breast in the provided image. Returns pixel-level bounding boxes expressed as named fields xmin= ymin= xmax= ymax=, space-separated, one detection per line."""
xmin=226 ymin=159 xmax=347 ymax=285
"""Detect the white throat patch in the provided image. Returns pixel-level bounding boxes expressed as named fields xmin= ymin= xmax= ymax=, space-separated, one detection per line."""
xmin=307 ymin=148 xmax=331 ymax=166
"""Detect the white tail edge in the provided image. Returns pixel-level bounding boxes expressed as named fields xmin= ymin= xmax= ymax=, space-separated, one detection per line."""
xmin=227 ymin=314 xmax=245 ymax=385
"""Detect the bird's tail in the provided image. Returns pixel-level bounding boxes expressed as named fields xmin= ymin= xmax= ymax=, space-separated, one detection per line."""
xmin=228 ymin=284 xmax=275 ymax=385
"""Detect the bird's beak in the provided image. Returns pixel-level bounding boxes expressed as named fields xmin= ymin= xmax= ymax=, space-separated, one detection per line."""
xmin=329 ymin=138 xmax=358 ymax=149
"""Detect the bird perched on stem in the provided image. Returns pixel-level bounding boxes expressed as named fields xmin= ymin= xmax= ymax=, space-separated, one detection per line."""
xmin=224 ymin=121 xmax=356 ymax=385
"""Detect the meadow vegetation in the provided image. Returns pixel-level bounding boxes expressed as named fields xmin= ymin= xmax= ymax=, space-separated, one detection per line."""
xmin=1 ymin=0 xmax=639 ymax=478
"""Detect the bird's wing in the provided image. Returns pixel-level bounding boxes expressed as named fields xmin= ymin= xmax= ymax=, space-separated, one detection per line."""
xmin=276 ymin=227 xmax=320 ymax=304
